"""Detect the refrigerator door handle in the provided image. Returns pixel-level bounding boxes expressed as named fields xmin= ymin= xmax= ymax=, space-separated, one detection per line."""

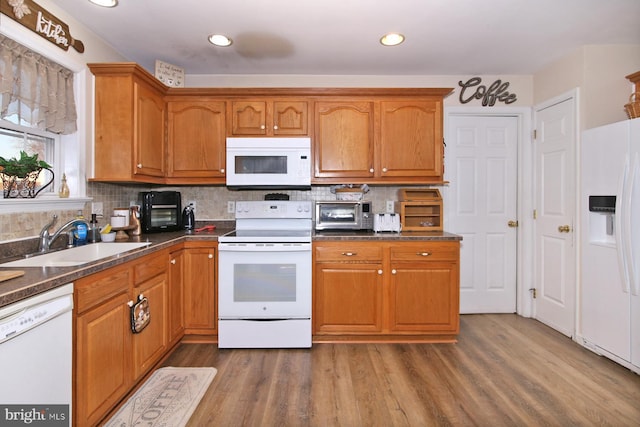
xmin=616 ymin=154 xmax=631 ymax=294
xmin=629 ymin=153 xmax=640 ymax=296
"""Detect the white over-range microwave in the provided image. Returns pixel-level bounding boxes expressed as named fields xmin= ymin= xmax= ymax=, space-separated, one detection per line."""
xmin=226 ymin=137 xmax=311 ymax=190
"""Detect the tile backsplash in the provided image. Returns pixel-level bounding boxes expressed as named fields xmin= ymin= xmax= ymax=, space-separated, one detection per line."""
xmin=0 ymin=183 xmax=430 ymax=242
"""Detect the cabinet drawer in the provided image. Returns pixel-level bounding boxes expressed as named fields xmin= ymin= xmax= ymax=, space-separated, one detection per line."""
xmin=76 ymin=267 xmax=131 ymax=313
xmin=134 ymin=252 xmax=166 ymax=283
xmin=390 ymin=242 xmax=459 ymax=261
xmin=315 ymin=244 xmax=382 ymax=262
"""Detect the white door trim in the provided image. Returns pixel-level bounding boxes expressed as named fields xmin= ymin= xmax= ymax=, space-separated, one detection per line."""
xmin=533 ymin=88 xmax=580 ymax=338
xmin=445 ymin=106 xmax=533 ymax=317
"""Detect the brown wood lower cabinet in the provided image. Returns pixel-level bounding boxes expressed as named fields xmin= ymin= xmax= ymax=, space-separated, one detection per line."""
xmin=74 ymin=250 xmax=171 ymax=426
xmin=168 ymin=248 xmax=185 ymax=344
xmin=313 ymin=240 xmax=460 ymax=342
xmin=183 ymin=242 xmax=217 ymax=336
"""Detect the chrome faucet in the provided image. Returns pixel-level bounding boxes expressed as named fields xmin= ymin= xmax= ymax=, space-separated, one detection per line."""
xmin=38 ymin=214 xmax=89 ymax=253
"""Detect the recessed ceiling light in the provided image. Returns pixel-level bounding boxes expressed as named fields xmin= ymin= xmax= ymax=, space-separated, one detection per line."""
xmin=208 ymin=34 xmax=233 ymax=47
xmin=88 ymin=0 xmax=118 ymax=7
xmin=380 ymin=33 xmax=405 ymax=46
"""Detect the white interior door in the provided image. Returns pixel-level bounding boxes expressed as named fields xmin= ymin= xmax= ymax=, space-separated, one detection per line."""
xmin=534 ymin=96 xmax=576 ymax=337
xmin=447 ymin=114 xmax=518 ymax=313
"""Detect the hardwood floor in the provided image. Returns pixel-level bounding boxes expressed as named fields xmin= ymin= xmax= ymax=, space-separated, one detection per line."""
xmin=162 ymin=315 xmax=640 ymax=426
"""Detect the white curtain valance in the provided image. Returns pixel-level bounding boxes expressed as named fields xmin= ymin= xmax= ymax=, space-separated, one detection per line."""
xmin=0 ymin=34 xmax=77 ymax=135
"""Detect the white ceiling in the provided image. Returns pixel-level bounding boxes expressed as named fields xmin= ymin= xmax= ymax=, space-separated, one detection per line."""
xmin=52 ymin=0 xmax=640 ymax=76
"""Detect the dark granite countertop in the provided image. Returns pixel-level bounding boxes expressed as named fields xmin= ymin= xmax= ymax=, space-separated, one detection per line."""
xmin=0 ymin=227 xmax=461 ymax=309
xmin=312 ymin=230 xmax=462 ymax=241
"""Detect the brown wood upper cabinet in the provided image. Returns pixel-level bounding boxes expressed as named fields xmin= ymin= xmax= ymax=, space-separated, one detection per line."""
xmin=314 ymin=96 xmax=447 ymax=184
xmin=166 ymin=99 xmax=226 ymax=183
xmin=228 ymin=99 xmax=309 ymax=136
xmin=89 ymin=63 xmax=167 ymax=183
xmin=88 ymin=63 xmax=451 ymax=184
xmin=314 ymin=101 xmax=375 ymax=179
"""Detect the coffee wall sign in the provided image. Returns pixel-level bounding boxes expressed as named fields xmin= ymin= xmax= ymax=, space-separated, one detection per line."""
xmin=1 ymin=0 xmax=84 ymax=53
xmin=458 ymin=77 xmax=517 ymax=106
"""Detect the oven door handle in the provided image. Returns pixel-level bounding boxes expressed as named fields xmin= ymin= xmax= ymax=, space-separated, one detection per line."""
xmin=218 ymin=243 xmax=311 ymax=252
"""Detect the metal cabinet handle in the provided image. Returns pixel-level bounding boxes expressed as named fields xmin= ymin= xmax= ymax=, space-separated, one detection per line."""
xmin=260 ymin=124 xmax=266 ymax=130
xmin=341 ymin=252 xmax=357 ymax=256
xmin=220 ymin=168 xmax=225 ymax=173
xmin=136 ymin=163 xmax=142 ymax=169
xmin=208 ymin=254 xmax=213 ymax=259
xmin=170 ymin=259 xmax=176 ymax=264
xmin=508 ymin=220 xmax=519 ymax=228
xmin=558 ymin=225 xmax=571 ymax=233
xmin=391 ymin=269 xmax=397 ymax=274
xmin=378 ymin=269 xmax=383 ymax=275
xmin=273 ymin=125 xmax=279 ymax=130
xmin=382 ymin=167 xmax=388 ymax=173
xmin=369 ymin=168 xmax=374 ymax=173
xmin=127 ymin=300 xmax=134 ymax=307
xmin=416 ymin=252 xmax=431 ymax=257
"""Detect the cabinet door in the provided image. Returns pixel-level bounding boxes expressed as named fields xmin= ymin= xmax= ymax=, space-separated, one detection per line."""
xmin=314 ymin=101 xmax=375 ymax=178
xmin=273 ymin=100 xmax=308 ymax=135
xmin=379 ymin=100 xmax=443 ymax=179
xmin=169 ymin=249 xmax=185 ymax=343
xmin=134 ymin=80 xmax=166 ymax=178
xmin=314 ymin=262 xmax=383 ymax=333
xmin=133 ymin=273 xmax=169 ymax=379
xmin=167 ymin=100 xmax=226 ymax=180
xmin=389 ymin=261 xmax=459 ymax=333
xmin=184 ymin=247 xmax=217 ymax=333
xmin=76 ymin=292 xmax=132 ymax=426
xmin=230 ymin=101 xmax=268 ymax=135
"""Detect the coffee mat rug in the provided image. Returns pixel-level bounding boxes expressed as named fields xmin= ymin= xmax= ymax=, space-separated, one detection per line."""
xmin=104 ymin=367 xmax=217 ymax=427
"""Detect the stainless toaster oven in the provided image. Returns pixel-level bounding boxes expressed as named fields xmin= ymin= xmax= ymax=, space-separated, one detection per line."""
xmin=314 ymin=201 xmax=373 ymax=231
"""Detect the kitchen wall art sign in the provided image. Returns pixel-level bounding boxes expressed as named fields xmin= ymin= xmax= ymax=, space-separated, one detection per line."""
xmin=458 ymin=77 xmax=517 ymax=106
xmin=155 ymin=60 xmax=185 ymax=87
xmin=0 ymin=0 xmax=84 ymax=52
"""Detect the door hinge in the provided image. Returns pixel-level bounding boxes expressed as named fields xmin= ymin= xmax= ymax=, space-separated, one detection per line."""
xmin=533 ymin=129 xmax=537 ymax=140
xmin=529 ymin=288 xmax=537 ymax=299
xmin=533 ymin=209 xmax=537 ymax=219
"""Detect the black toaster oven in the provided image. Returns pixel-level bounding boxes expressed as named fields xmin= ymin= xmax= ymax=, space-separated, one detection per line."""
xmin=139 ymin=191 xmax=182 ymax=233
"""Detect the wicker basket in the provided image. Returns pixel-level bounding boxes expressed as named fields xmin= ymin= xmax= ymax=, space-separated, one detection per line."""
xmin=624 ymin=92 xmax=640 ymax=119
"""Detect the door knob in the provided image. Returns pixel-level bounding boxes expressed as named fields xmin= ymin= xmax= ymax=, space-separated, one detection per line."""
xmin=558 ymin=225 xmax=571 ymax=233
xmin=508 ymin=220 xmax=519 ymax=228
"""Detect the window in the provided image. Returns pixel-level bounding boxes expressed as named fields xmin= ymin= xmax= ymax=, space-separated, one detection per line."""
xmin=0 ymin=119 xmax=57 ymax=195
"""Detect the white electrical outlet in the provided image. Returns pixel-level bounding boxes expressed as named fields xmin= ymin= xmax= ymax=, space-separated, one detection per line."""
xmin=187 ymin=200 xmax=196 ymax=214
xmin=91 ymin=202 xmax=103 ymax=217
xmin=386 ymin=200 xmax=395 ymax=213
xmin=228 ymin=201 xmax=236 ymax=214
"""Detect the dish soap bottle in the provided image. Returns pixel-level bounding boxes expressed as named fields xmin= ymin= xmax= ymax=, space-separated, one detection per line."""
xmin=59 ymin=173 xmax=70 ymax=198
xmin=88 ymin=213 xmax=100 ymax=243
xmin=74 ymin=210 xmax=88 ymax=246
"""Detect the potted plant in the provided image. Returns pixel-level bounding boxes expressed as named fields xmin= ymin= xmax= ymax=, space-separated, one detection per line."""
xmin=0 ymin=151 xmax=54 ymax=198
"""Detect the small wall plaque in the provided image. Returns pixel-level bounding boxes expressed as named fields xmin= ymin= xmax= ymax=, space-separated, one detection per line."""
xmin=155 ymin=60 xmax=185 ymax=88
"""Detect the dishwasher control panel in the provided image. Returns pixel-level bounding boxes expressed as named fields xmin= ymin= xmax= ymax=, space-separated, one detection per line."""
xmin=0 ymin=295 xmax=72 ymax=344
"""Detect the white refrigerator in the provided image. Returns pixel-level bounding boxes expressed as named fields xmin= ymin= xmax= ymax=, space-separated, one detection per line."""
xmin=581 ymin=118 xmax=640 ymax=374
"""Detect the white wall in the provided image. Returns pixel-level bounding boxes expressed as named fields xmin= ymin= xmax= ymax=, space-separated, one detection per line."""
xmin=534 ymin=44 xmax=640 ymax=130
xmin=187 ymin=74 xmax=534 ymax=107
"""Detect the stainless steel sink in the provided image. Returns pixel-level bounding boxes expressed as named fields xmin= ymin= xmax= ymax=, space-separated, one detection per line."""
xmin=0 ymin=242 xmax=151 ymax=267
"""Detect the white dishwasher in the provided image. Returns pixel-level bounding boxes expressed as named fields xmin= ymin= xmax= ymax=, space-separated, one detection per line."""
xmin=0 ymin=283 xmax=73 ymax=426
